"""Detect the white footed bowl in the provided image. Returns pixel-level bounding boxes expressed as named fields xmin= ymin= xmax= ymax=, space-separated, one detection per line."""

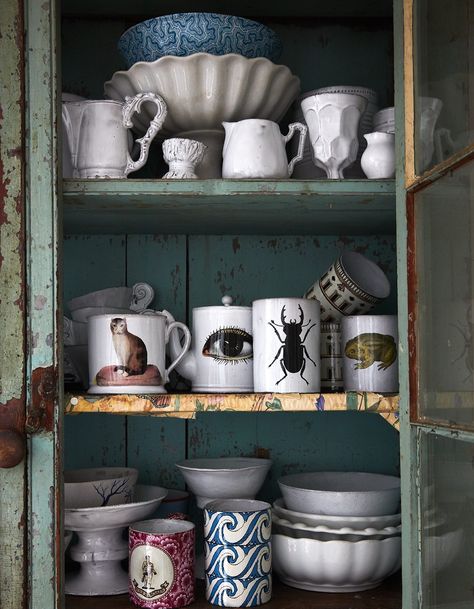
xmin=273 ymin=533 xmax=401 ymax=592
xmin=64 ymin=467 xmax=139 ymax=509
xmin=273 ymin=498 xmax=401 ymax=530
xmin=104 ymin=53 xmax=300 ymax=135
xmin=278 ymin=472 xmax=400 ymax=516
xmin=175 ymin=457 xmax=272 ymax=508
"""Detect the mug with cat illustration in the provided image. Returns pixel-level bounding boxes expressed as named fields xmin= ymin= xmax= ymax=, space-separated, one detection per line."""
xmin=87 ymin=313 xmax=191 ymax=394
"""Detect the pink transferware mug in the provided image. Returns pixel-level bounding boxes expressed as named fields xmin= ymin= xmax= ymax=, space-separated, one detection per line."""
xmin=129 ymin=518 xmax=195 ymax=608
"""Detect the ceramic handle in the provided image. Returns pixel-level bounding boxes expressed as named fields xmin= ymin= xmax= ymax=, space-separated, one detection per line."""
xmin=165 ymin=321 xmax=191 ymax=382
xmin=122 ymin=92 xmax=168 ymax=176
xmin=284 ymin=122 xmax=307 ymax=177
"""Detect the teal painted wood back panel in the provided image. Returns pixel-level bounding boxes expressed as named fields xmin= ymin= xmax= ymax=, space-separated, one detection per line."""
xmin=187 ymin=235 xmax=397 ymax=315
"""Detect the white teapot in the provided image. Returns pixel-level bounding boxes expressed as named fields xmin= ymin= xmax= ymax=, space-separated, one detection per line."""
xmin=167 ymin=296 xmax=253 ymax=392
xmin=222 ymin=119 xmax=307 ymax=179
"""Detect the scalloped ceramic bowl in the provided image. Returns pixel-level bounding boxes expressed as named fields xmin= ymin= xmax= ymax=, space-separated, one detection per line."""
xmin=175 ymin=457 xmax=272 ymax=508
xmin=272 ymin=498 xmax=401 ymax=530
xmin=272 ymin=513 xmax=401 ymax=542
xmin=104 ymin=53 xmax=300 ymax=135
xmin=273 ymin=533 xmax=401 ymax=592
xmin=278 ymin=472 xmax=401 ymax=516
xmin=64 ymin=467 xmax=139 ymax=509
xmin=118 ymin=13 xmax=282 ymax=67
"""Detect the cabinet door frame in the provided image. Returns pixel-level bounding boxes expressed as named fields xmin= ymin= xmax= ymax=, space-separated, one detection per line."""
xmin=25 ymin=0 xmax=63 ymax=608
xmin=401 ymin=0 xmax=474 ymax=607
xmin=0 ymin=1 xmax=27 ymax=607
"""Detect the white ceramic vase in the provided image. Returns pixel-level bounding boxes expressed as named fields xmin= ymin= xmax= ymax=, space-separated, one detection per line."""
xmin=162 ymin=137 xmax=207 ymax=179
xmin=301 ymin=93 xmax=367 ymax=179
xmin=361 ymin=132 xmax=395 ymax=179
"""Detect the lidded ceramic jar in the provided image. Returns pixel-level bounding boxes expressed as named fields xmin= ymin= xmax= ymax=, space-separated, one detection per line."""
xmin=168 ymin=296 xmax=253 ymax=392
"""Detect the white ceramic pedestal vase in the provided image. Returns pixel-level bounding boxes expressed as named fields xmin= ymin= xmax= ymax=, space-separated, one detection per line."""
xmin=301 ymin=93 xmax=367 ymax=179
xmin=252 ymin=298 xmax=320 ymax=393
xmin=361 ymin=132 xmax=395 ymax=179
xmin=341 ymin=315 xmax=398 ymax=393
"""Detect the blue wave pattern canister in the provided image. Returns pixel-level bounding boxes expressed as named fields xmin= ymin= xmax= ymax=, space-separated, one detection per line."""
xmin=204 ymin=499 xmax=272 ymax=607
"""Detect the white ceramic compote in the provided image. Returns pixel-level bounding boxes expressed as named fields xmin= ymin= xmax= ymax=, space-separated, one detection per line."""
xmin=65 ymin=484 xmax=167 ymax=596
xmin=301 ymin=93 xmax=367 ymax=179
xmin=162 ymin=138 xmax=207 ymax=179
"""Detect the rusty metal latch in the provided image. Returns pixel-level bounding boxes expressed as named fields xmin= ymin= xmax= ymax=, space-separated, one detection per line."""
xmin=25 ymin=366 xmax=57 ymax=434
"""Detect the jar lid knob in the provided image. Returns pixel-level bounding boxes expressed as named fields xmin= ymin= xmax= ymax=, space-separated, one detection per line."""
xmin=221 ymin=295 xmax=233 ymax=307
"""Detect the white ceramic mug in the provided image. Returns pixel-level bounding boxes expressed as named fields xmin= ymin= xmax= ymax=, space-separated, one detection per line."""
xmin=168 ymin=296 xmax=253 ymax=392
xmin=341 ymin=315 xmax=398 ymax=393
xmin=87 ymin=313 xmax=191 ymax=394
xmin=305 ymin=250 xmax=391 ymax=321
xmin=252 ymin=298 xmax=320 ymax=393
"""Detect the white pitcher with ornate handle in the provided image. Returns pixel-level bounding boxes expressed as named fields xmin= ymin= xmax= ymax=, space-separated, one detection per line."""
xmin=222 ymin=119 xmax=307 ymax=178
xmin=63 ymin=92 xmax=167 ymax=178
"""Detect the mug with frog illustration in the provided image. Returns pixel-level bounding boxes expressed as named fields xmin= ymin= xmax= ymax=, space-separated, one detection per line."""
xmin=341 ymin=315 xmax=398 ymax=393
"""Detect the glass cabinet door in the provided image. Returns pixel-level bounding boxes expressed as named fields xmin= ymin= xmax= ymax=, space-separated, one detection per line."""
xmin=407 ymin=0 xmax=474 ymax=607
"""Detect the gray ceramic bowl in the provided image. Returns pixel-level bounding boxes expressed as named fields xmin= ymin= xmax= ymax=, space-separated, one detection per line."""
xmin=278 ymin=472 xmax=400 ymax=517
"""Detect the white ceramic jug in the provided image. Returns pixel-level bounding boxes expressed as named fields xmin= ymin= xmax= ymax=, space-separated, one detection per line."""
xmin=167 ymin=296 xmax=253 ymax=392
xmin=62 ymin=92 xmax=167 ymax=178
xmin=222 ymin=119 xmax=307 ymax=179
xmin=360 ymin=132 xmax=395 ymax=179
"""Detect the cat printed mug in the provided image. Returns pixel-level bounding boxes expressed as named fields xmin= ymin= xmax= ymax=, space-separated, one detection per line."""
xmin=87 ymin=313 xmax=191 ymax=394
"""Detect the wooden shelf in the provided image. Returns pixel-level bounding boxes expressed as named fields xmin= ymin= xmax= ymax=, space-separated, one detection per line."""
xmin=62 ymin=179 xmax=396 ymax=236
xmin=65 ymin=391 xmax=399 ymax=428
xmin=65 ymin=573 xmax=402 ymax=609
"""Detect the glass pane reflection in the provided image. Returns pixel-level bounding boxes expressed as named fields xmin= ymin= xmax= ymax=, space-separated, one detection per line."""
xmin=415 ymin=161 xmax=474 ymax=426
xmin=414 ymin=0 xmax=473 ymax=174
xmin=420 ymin=431 xmax=474 ymax=608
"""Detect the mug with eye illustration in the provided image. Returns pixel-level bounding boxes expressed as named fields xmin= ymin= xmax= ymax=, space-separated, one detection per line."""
xmin=167 ymin=296 xmax=253 ymax=392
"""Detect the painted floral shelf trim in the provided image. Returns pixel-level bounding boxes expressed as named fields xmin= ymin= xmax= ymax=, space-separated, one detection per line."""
xmin=65 ymin=392 xmax=399 ymax=429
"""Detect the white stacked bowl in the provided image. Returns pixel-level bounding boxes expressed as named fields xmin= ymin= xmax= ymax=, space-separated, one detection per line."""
xmin=272 ymin=471 xmax=401 ymax=592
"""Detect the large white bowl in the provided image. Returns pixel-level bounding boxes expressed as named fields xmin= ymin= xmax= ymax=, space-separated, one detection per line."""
xmin=104 ymin=53 xmax=300 ymax=135
xmin=272 ymin=513 xmax=401 ymax=542
xmin=64 ymin=484 xmax=168 ymax=530
xmin=278 ymin=472 xmax=400 ymax=516
xmin=273 ymin=498 xmax=401 ymax=530
xmin=273 ymin=533 xmax=401 ymax=592
xmin=64 ymin=467 xmax=139 ymax=509
xmin=175 ymin=457 xmax=272 ymax=508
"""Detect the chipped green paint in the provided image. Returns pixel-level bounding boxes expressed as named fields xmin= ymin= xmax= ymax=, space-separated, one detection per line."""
xmin=25 ymin=0 xmax=61 ymax=608
xmin=0 ymin=1 xmax=26 ymax=608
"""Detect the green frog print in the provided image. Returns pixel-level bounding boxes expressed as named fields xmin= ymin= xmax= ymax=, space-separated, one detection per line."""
xmin=344 ymin=333 xmax=397 ymax=371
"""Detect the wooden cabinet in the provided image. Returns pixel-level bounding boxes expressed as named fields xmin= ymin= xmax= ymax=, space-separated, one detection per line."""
xmin=0 ymin=0 xmax=472 ymax=607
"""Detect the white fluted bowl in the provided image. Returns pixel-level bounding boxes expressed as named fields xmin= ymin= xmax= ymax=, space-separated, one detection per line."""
xmin=104 ymin=53 xmax=300 ymax=135
xmin=273 ymin=533 xmax=401 ymax=592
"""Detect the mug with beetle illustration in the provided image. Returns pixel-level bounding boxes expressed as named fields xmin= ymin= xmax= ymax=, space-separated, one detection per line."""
xmin=252 ymin=298 xmax=320 ymax=393
xmin=341 ymin=315 xmax=398 ymax=393
xmin=87 ymin=313 xmax=191 ymax=394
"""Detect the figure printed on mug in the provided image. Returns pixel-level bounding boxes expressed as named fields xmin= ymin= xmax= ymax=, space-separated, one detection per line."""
xmin=344 ymin=333 xmax=397 ymax=370
xmin=268 ymin=305 xmax=317 ymax=385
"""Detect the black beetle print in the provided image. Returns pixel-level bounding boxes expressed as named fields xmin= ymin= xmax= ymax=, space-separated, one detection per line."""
xmin=268 ymin=305 xmax=317 ymax=385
